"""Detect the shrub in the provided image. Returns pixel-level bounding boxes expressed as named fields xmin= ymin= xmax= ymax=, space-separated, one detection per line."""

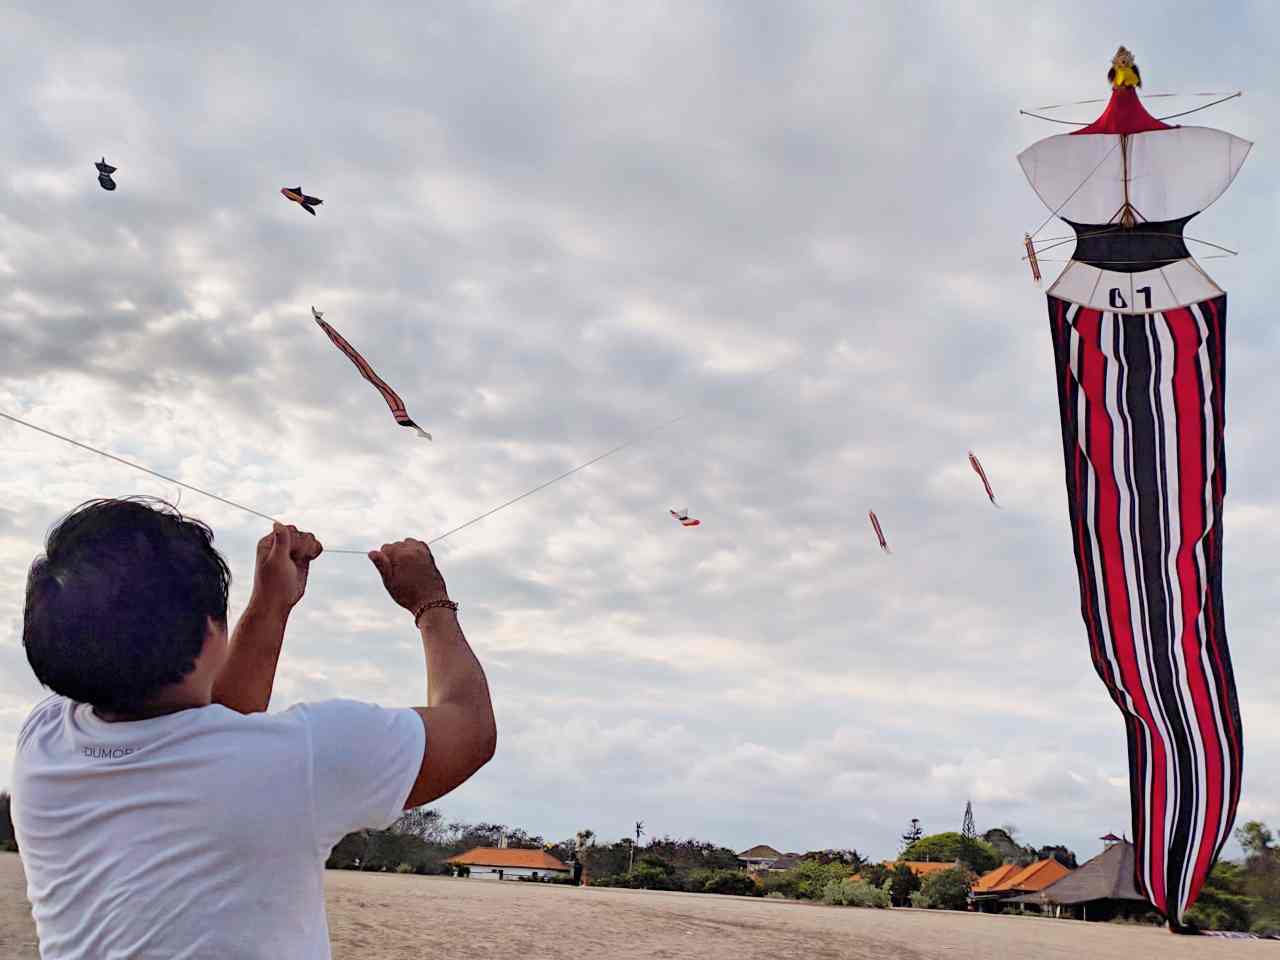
xmin=766 ymin=891 xmax=788 ymax=900
xmin=395 ymin=863 xmax=415 ymax=874
xmin=888 ymin=863 xmax=921 ymax=907
xmin=822 ymin=878 xmax=890 ymax=908
xmin=701 ymin=869 xmax=758 ymax=897
xmin=595 ymin=862 xmax=681 ymax=891
xmin=858 ymin=863 xmax=890 ymax=888
xmin=1250 ymin=917 xmax=1280 ymax=938
xmin=917 ymin=867 xmax=976 ymax=911
xmin=910 ymin=890 xmax=932 ymax=908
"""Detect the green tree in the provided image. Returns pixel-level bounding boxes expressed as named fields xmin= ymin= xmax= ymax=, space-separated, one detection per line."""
xmin=1185 ymin=862 xmax=1257 ymax=932
xmin=902 ymin=832 xmax=1000 ymax=874
xmin=900 ymin=818 xmax=923 ymax=852
xmin=326 ymin=831 xmax=369 ymax=870
xmin=858 ymin=862 xmax=891 ymax=888
xmin=888 ymin=862 xmax=921 ymax=907
xmin=916 ymin=867 xmax=977 ymax=910
xmin=981 ymin=827 xmax=1029 ymax=866
xmin=800 ymin=849 xmax=865 ymax=869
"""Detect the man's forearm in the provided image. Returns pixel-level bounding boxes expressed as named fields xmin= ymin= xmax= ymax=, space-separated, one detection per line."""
xmin=212 ymin=600 xmax=290 ymax=714
xmin=421 ymin=609 xmax=495 ymax=736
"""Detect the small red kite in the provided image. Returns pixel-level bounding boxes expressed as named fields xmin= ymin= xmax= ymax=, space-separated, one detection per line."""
xmin=868 ymin=510 xmax=889 ymax=553
xmin=670 ymin=509 xmax=700 ymax=527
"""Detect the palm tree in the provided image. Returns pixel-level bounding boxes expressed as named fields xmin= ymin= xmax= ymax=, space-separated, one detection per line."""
xmin=629 ymin=821 xmax=645 ymax=872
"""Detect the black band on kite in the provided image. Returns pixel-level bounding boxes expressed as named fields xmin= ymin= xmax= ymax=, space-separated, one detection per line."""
xmin=1065 ymin=215 xmax=1196 ymax=273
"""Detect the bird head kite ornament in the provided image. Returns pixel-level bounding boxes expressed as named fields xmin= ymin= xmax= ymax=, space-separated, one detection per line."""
xmin=1019 ymin=51 xmax=1249 ymax=933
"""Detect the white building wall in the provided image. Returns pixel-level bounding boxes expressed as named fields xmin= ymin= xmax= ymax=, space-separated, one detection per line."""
xmin=467 ymin=866 xmax=569 ymax=881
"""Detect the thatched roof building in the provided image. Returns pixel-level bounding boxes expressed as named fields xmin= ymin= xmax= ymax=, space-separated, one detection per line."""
xmin=1011 ymin=840 xmax=1152 ymax=921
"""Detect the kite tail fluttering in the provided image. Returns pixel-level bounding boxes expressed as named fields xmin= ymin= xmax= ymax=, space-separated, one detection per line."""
xmin=1020 ymin=53 xmax=1248 ymax=930
xmin=312 ymin=307 xmax=432 ymax=440
xmin=967 ymin=451 xmax=1000 ymax=508
xmin=868 ymin=510 xmax=889 ymax=554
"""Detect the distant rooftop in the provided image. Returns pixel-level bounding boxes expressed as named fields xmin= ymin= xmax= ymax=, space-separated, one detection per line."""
xmin=447 ymin=848 xmax=570 ymax=871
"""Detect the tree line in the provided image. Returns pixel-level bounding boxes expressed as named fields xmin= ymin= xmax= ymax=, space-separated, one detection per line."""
xmin=7 ymin=787 xmax=1277 ymax=931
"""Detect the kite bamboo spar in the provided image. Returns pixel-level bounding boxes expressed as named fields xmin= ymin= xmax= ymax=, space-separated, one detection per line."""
xmin=0 ymin=408 xmax=683 ymax=554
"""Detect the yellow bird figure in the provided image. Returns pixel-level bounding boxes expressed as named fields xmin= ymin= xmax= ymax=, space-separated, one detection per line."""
xmin=1108 ymin=46 xmax=1142 ymax=88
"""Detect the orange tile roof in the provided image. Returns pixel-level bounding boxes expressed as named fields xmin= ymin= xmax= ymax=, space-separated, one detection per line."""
xmin=973 ymin=864 xmax=1021 ymax=893
xmin=897 ymin=860 xmax=958 ymax=878
xmin=447 ymin=847 xmax=570 ymax=871
xmin=990 ymin=858 xmax=1071 ymax=893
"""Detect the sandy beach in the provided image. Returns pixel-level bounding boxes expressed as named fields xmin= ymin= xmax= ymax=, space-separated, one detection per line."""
xmin=0 ymin=852 xmax=1271 ymax=958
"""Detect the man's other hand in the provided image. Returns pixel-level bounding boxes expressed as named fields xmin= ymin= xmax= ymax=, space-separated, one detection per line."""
xmin=368 ymin=539 xmax=449 ymax=614
xmin=252 ymin=523 xmax=323 ymax=614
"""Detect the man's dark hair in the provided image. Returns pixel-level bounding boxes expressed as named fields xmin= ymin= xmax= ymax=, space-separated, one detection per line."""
xmin=23 ymin=497 xmax=231 ymax=712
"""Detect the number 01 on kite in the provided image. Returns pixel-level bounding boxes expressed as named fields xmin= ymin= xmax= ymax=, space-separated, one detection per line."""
xmin=1019 ymin=50 xmax=1249 ymax=933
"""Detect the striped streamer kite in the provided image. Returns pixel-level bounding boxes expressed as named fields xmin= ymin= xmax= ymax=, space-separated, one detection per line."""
xmin=311 ymin=307 xmax=432 ymax=440
xmin=968 ymin=451 xmax=999 ymax=507
xmin=1019 ymin=52 xmax=1248 ymax=932
xmin=868 ymin=510 xmax=889 ymax=554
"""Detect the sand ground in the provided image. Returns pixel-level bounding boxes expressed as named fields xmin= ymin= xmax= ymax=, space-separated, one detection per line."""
xmin=1 ymin=852 xmax=1272 ymax=958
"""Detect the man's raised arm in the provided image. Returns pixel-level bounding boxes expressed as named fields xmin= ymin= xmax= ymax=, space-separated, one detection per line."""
xmin=368 ymin=539 xmax=496 ymax=808
xmin=214 ymin=523 xmax=322 ymax=714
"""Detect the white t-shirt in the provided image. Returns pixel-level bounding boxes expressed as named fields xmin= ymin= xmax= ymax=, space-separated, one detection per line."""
xmin=10 ymin=695 xmax=426 ymax=959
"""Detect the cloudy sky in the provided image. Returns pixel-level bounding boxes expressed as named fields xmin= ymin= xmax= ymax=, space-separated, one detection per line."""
xmin=2 ymin=0 xmax=1278 ymax=864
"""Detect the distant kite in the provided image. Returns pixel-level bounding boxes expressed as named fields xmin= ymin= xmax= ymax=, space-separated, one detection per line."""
xmin=95 ymin=158 xmax=117 ymax=191
xmin=670 ymin=509 xmax=700 ymax=527
xmin=281 ymin=186 xmax=322 ymax=216
xmin=968 ymin=452 xmax=1000 ymax=507
xmin=311 ymin=307 xmax=431 ymax=440
xmin=868 ymin=510 xmax=889 ymax=553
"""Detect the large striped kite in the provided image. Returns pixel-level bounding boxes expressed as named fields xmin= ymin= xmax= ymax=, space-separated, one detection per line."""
xmin=1020 ymin=51 xmax=1249 ymax=932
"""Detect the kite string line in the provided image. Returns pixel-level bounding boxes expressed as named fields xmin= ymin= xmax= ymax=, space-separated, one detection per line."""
xmin=2 ymin=406 xmax=686 ymax=555
xmin=328 ymin=412 xmax=690 ymax=553
xmin=0 ymin=409 xmax=280 ymax=526
xmin=1156 ymin=91 xmax=1243 ymax=122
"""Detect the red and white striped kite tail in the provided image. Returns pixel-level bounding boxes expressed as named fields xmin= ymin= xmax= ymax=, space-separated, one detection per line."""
xmin=1048 ymin=295 xmax=1243 ymax=930
xmin=868 ymin=510 xmax=890 ymax=554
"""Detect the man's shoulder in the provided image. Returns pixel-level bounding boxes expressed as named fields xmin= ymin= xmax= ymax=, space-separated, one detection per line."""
xmin=16 ymin=694 xmax=70 ymax=748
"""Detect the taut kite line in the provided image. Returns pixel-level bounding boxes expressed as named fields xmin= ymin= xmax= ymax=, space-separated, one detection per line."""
xmin=312 ymin=307 xmax=431 ymax=440
xmin=1019 ymin=47 xmax=1249 ymax=932
xmin=1 ymin=407 xmax=683 ymax=556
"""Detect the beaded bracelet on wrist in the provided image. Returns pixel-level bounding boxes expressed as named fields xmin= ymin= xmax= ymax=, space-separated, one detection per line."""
xmin=413 ymin=599 xmax=459 ymax=626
